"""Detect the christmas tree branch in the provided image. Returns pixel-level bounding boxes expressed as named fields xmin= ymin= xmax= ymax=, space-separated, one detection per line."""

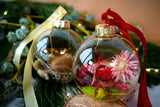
xmin=71 ymin=22 xmax=91 ymax=35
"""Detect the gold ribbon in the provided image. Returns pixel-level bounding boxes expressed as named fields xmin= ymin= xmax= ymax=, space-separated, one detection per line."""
xmin=13 ymin=6 xmax=67 ymax=107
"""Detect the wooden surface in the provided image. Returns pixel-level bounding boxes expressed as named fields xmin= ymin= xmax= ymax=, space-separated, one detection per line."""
xmin=65 ymin=94 xmax=127 ymax=107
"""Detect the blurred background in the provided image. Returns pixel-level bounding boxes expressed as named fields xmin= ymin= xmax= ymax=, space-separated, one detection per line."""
xmin=28 ymin=0 xmax=160 ymax=46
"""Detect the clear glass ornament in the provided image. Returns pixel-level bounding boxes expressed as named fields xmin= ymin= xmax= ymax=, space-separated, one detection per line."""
xmin=72 ymin=24 xmax=140 ymax=101
xmin=33 ymin=20 xmax=83 ymax=83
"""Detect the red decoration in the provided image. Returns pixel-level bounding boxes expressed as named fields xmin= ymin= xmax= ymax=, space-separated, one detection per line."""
xmin=96 ymin=66 xmax=113 ymax=81
xmin=101 ymin=8 xmax=152 ymax=107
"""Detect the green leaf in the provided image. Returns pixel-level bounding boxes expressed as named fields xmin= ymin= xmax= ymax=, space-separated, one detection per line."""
xmin=0 ymin=62 xmax=14 ymax=74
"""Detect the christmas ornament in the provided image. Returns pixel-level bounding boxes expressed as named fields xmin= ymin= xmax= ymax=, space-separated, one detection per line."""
xmin=72 ymin=24 xmax=140 ymax=102
xmin=101 ymin=8 xmax=151 ymax=107
xmin=33 ymin=19 xmax=83 ymax=83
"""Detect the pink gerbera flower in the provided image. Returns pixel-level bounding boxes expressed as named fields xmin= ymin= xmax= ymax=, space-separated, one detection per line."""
xmin=111 ymin=50 xmax=139 ymax=83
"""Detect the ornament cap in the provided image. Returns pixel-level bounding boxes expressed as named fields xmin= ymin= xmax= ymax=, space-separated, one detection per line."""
xmin=53 ymin=20 xmax=70 ymax=29
xmin=95 ymin=24 xmax=116 ymax=37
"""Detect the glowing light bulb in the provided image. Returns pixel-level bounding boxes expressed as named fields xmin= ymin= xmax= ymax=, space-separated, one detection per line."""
xmin=146 ymin=68 xmax=151 ymax=72
xmin=67 ymin=93 xmax=70 ymax=96
xmin=78 ymin=23 xmax=82 ymax=27
xmin=155 ymin=69 xmax=159 ymax=73
xmin=4 ymin=10 xmax=8 ymax=15
xmin=136 ymin=48 xmax=139 ymax=51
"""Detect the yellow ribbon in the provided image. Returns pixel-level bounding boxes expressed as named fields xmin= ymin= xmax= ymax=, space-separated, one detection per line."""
xmin=13 ymin=6 xmax=67 ymax=107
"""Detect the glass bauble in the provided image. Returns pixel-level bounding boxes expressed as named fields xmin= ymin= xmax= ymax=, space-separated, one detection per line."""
xmin=72 ymin=24 xmax=140 ymax=101
xmin=33 ymin=20 xmax=83 ymax=83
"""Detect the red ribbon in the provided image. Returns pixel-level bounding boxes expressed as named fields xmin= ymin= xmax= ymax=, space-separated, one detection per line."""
xmin=101 ymin=8 xmax=152 ymax=107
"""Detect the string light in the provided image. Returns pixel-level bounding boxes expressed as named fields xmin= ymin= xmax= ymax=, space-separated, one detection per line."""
xmin=155 ymin=69 xmax=159 ymax=73
xmin=136 ymin=48 xmax=139 ymax=51
xmin=146 ymin=68 xmax=151 ymax=72
xmin=4 ymin=10 xmax=8 ymax=15
xmin=146 ymin=68 xmax=159 ymax=73
xmin=67 ymin=92 xmax=71 ymax=96
xmin=77 ymin=23 xmax=82 ymax=27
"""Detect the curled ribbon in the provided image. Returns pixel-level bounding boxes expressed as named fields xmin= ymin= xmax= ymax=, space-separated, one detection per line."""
xmin=13 ymin=6 xmax=67 ymax=107
xmin=101 ymin=8 xmax=152 ymax=107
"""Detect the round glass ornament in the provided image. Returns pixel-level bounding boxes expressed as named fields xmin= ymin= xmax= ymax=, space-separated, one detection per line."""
xmin=72 ymin=24 xmax=140 ymax=101
xmin=33 ymin=20 xmax=83 ymax=83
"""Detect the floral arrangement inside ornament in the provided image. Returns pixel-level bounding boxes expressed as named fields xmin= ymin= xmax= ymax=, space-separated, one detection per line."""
xmin=32 ymin=21 xmax=83 ymax=83
xmin=33 ymin=48 xmax=73 ymax=81
xmin=76 ymin=50 xmax=139 ymax=99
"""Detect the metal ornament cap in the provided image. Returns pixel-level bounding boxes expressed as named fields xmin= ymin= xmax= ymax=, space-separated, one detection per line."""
xmin=95 ymin=24 xmax=116 ymax=37
xmin=53 ymin=20 xmax=70 ymax=28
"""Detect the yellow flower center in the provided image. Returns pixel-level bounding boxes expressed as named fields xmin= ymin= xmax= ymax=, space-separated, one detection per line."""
xmin=116 ymin=58 xmax=127 ymax=72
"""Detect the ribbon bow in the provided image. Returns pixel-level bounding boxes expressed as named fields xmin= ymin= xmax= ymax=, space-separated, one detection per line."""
xmin=101 ymin=8 xmax=152 ymax=107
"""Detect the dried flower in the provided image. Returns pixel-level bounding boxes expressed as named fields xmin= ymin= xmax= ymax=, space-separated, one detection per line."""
xmin=111 ymin=50 xmax=139 ymax=83
xmin=96 ymin=65 xmax=113 ymax=81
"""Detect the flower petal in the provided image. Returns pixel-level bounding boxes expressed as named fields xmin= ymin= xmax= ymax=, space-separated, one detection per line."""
xmin=112 ymin=71 xmax=119 ymax=77
xmin=129 ymin=65 xmax=139 ymax=70
xmin=125 ymin=73 xmax=130 ymax=80
xmin=84 ymin=65 xmax=96 ymax=73
xmin=129 ymin=61 xmax=138 ymax=65
xmin=121 ymin=73 xmax=126 ymax=83
xmin=132 ymin=72 xmax=136 ymax=77
xmin=115 ymin=73 xmax=121 ymax=82
xmin=128 ymin=53 xmax=135 ymax=61
xmin=122 ymin=50 xmax=130 ymax=59
xmin=125 ymin=67 xmax=133 ymax=76
xmin=111 ymin=50 xmax=139 ymax=83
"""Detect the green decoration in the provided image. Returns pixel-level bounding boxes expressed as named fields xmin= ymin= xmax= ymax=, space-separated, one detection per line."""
xmin=70 ymin=10 xmax=79 ymax=19
xmin=13 ymin=41 xmax=22 ymax=46
xmin=4 ymin=80 xmax=16 ymax=89
xmin=0 ymin=62 xmax=14 ymax=74
xmin=19 ymin=18 xmax=30 ymax=25
xmin=15 ymin=28 xmax=27 ymax=40
xmin=96 ymin=88 xmax=106 ymax=99
xmin=82 ymin=86 xmax=106 ymax=99
xmin=82 ymin=86 xmax=95 ymax=98
xmin=86 ymin=14 xmax=95 ymax=22
xmin=6 ymin=32 xmax=17 ymax=43
xmin=21 ymin=46 xmax=29 ymax=57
